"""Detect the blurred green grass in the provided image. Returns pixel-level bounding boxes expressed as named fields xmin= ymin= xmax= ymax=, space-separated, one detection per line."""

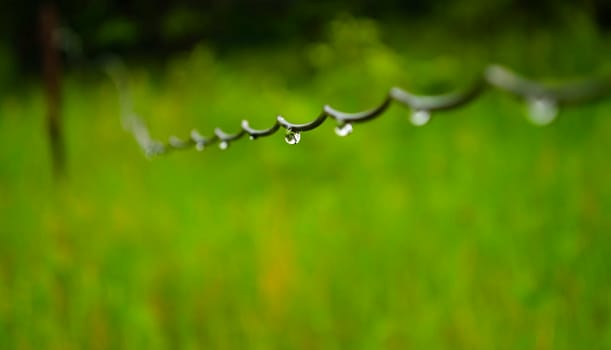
xmin=1 ymin=17 xmax=611 ymax=349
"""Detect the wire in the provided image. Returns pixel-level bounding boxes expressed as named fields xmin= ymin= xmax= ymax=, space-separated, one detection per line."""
xmin=105 ymin=61 xmax=611 ymax=157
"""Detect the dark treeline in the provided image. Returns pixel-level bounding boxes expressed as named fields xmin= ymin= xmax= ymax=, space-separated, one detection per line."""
xmin=0 ymin=0 xmax=610 ymax=76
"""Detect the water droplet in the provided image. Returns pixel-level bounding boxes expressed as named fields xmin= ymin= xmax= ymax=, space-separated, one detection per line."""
xmin=249 ymin=135 xmax=256 ymax=140
xmin=219 ymin=141 xmax=229 ymax=150
xmin=410 ymin=109 xmax=431 ymax=126
xmin=334 ymin=123 xmax=353 ymax=137
xmin=284 ymin=130 xmax=301 ymax=145
xmin=192 ymin=129 xmax=206 ymax=151
xmin=528 ymin=97 xmax=557 ymax=125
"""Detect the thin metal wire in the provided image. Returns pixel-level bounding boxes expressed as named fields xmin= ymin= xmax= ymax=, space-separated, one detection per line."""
xmin=106 ymin=61 xmax=611 ymax=157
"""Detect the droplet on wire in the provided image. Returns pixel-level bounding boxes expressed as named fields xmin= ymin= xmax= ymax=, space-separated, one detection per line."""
xmin=219 ymin=141 xmax=229 ymax=150
xmin=284 ymin=130 xmax=301 ymax=145
xmin=249 ymin=135 xmax=256 ymax=141
xmin=191 ymin=129 xmax=205 ymax=151
xmin=334 ymin=123 xmax=353 ymax=137
xmin=410 ymin=109 xmax=431 ymax=126
xmin=527 ymin=97 xmax=558 ymax=125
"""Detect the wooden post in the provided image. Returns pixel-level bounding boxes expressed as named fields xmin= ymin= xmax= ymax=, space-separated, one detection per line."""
xmin=40 ymin=3 xmax=65 ymax=178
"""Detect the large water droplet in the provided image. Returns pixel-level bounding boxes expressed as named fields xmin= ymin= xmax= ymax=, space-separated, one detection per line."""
xmin=219 ymin=141 xmax=229 ymax=150
xmin=528 ymin=97 xmax=558 ymax=125
xmin=335 ymin=123 xmax=353 ymax=137
xmin=410 ymin=109 xmax=431 ymax=126
xmin=284 ymin=130 xmax=301 ymax=145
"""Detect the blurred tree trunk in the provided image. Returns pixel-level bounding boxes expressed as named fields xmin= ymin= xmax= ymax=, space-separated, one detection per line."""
xmin=40 ymin=3 xmax=65 ymax=178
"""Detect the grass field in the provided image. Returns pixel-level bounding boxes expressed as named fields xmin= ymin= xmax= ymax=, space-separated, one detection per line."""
xmin=1 ymin=18 xmax=610 ymax=349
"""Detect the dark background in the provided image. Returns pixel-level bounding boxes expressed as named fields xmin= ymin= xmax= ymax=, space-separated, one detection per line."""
xmin=1 ymin=0 xmax=610 ymax=76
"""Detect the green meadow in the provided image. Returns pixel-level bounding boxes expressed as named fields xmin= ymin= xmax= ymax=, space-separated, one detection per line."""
xmin=1 ymin=18 xmax=610 ymax=349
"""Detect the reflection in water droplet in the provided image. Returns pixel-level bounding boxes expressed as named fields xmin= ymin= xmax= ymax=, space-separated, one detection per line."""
xmin=410 ymin=109 xmax=431 ymax=126
xmin=219 ymin=141 xmax=229 ymax=150
xmin=284 ymin=130 xmax=301 ymax=145
xmin=335 ymin=123 xmax=353 ymax=137
xmin=195 ymin=142 xmax=205 ymax=151
xmin=528 ymin=97 xmax=558 ymax=125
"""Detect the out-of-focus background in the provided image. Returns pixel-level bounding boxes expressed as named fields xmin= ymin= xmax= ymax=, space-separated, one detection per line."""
xmin=1 ymin=1 xmax=611 ymax=348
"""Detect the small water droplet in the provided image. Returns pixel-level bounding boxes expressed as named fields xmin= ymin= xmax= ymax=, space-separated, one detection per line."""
xmin=410 ymin=109 xmax=431 ymax=126
xmin=334 ymin=123 xmax=353 ymax=137
xmin=219 ymin=141 xmax=229 ymax=150
xmin=195 ymin=142 xmax=205 ymax=151
xmin=249 ymin=135 xmax=256 ymax=140
xmin=528 ymin=97 xmax=557 ymax=125
xmin=284 ymin=130 xmax=301 ymax=145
